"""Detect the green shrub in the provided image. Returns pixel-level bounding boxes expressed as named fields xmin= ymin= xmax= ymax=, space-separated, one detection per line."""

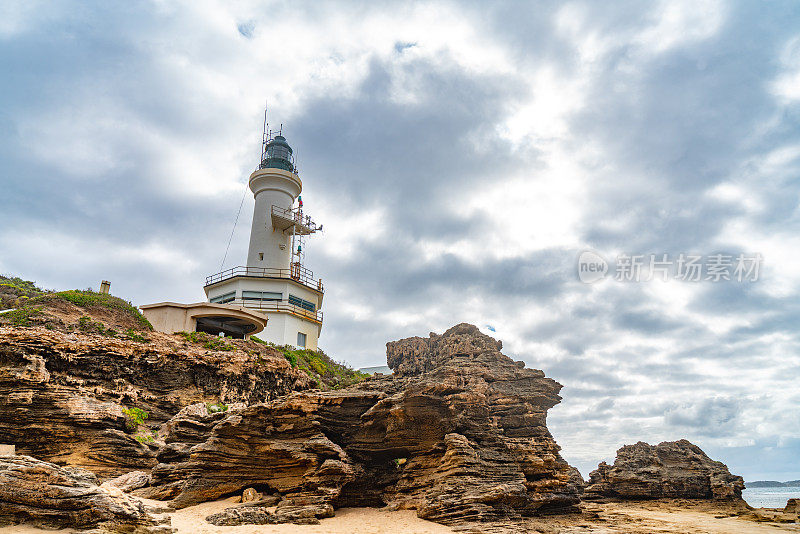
xmin=249 ymin=341 xmax=369 ymax=390
xmin=178 ymin=331 xmax=235 ymax=351
xmin=0 ymin=276 xmax=46 ymax=310
xmin=0 ymin=277 xmax=43 ymax=295
xmin=29 ymin=290 xmax=153 ymax=331
xmin=77 ymin=315 xmax=105 ymax=335
xmin=135 ymin=433 xmax=155 ymax=444
xmin=133 ymin=427 xmax=158 ymax=443
xmin=207 ymin=402 xmax=228 ymax=413
xmin=2 ymin=307 xmax=42 ymax=327
xmin=122 ymin=407 xmax=149 ymax=431
xmin=125 ymin=329 xmax=149 ymax=343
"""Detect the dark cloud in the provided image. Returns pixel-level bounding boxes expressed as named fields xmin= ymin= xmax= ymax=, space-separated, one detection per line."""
xmin=664 ymin=396 xmax=743 ymax=437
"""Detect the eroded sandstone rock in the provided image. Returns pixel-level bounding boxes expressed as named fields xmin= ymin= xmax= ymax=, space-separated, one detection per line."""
xmin=0 ymin=455 xmax=172 ymax=533
xmin=107 ymin=470 xmax=151 ymax=492
xmin=0 ymin=326 xmax=309 ymax=477
xmin=584 ymin=439 xmax=745 ymax=501
xmin=138 ymin=390 xmax=379 ymax=516
xmin=241 ymin=487 xmax=260 ymax=502
xmin=142 ymin=323 xmax=582 ymax=527
xmin=348 ymin=323 xmax=582 ymax=522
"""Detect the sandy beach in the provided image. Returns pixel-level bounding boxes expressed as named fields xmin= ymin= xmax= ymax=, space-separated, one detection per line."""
xmin=2 ymin=498 xmax=798 ymax=534
xmin=166 ymin=497 xmax=455 ymax=534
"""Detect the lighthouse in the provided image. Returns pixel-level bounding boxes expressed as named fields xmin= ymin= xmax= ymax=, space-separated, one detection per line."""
xmin=202 ymin=129 xmax=324 ymax=349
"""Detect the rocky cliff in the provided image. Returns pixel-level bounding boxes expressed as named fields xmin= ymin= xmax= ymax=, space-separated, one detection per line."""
xmin=0 ymin=326 xmax=312 ymax=477
xmin=138 ymin=323 xmax=583 ymax=527
xmin=584 ymin=439 xmax=745 ymax=501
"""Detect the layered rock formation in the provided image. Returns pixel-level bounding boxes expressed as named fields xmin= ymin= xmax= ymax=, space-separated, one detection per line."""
xmin=0 ymin=326 xmax=311 ymax=477
xmin=138 ymin=391 xmax=381 ymax=519
xmin=584 ymin=439 xmax=745 ymax=501
xmin=0 ymin=455 xmax=172 ymax=532
xmin=350 ymin=323 xmax=582 ymax=522
xmin=140 ymin=323 xmax=582 ymax=526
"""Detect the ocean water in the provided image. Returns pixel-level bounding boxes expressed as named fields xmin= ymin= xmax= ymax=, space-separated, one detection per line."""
xmin=742 ymin=486 xmax=800 ymax=509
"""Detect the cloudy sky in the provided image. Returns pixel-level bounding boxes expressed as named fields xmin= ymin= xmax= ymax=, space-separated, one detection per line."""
xmin=2 ymin=0 xmax=799 ymax=481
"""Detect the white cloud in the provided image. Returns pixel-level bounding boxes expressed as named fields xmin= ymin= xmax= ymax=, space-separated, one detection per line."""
xmin=771 ymin=35 xmax=800 ymax=101
xmin=635 ymin=0 xmax=725 ymax=54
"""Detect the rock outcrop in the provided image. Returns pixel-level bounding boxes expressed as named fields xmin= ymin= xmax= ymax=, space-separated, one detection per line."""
xmin=138 ymin=390 xmax=380 ymax=519
xmin=0 ymin=326 xmax=311 ymax=477
xmin=0 ymin=455 xmax=172 ymax=532
xmin=584 ymin=440 xmax=745 ymax=501
xmin=349 ymin=323 xmax=582 ymax=522
xmin=140 ymin=323 xmax=582 ymax=527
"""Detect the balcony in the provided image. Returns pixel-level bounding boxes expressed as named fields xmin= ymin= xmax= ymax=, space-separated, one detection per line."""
xmin=205 ymin=265 xmax=324 ymax=293
xmin=229 ymin=298 xmax=323 ymax=324
xmin=271 ymin=205 xmax=320 ymax=235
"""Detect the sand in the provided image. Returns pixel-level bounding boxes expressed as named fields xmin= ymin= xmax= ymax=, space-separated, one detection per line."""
xmin=2 ymin=498 xmax=798 ymax=533
xmin=593 ymin=501 xmax=800 ymax=533
xmin=166 ymin=497 xmax=454 ymax=533
xmin=0 ymin=497 xmax=454 ymax=534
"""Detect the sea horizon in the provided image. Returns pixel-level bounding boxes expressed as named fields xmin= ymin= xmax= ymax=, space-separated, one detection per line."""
xmin=742 ymin=486 xmax=800 ymax=509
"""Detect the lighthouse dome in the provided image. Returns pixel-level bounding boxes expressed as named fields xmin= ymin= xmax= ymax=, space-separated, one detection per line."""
xmin=261 ymin=135 xmax=295 ymax=172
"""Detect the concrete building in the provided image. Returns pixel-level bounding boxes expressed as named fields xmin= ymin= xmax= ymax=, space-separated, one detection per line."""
xmin=140 ymin=302 xmax=268 ymax=337
xmin=202 ymin=132 xmax=324 ymax=349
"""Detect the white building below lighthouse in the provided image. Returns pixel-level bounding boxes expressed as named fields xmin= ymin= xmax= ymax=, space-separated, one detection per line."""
xmin=202 ymin=132 xmax=324 ymax=350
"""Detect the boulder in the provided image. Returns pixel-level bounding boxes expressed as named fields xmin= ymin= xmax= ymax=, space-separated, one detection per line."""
xmin=0 ymin=455 xmax=171 ymax=532
xmin=107 ymin=470 xmax=151 ymax=492
xmin=584 ymin=440 xmax=745 ymax=501
xmin=241 ymin=487 xmax=260 ymax=502
xmin=206 ymin=502 xmax=332 ymax=526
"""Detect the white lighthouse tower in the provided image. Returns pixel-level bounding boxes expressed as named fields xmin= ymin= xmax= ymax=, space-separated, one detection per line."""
xmin=203 ymin=128 xmax=323 ymax=349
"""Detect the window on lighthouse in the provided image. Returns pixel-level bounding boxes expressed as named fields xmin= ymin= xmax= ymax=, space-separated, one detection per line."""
xmin=258 ymin=253 xmax=264 ymax=261
xmin=289 ymin=294 xmax=316 ymax=312
xmin=297 ymin=332 xmax=307 ymax=348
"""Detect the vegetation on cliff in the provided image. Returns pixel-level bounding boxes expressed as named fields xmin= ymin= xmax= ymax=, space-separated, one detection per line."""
xmin=0 ymin=275 xmax=46 ymax=309
xmin=2 ymin=274 xmax=362 ymax=395
xmin=0 ymin=275 xmax=152 ymax=332
xmin=170 ymin=331 xmax=367 ymax=390
xmin=250 ymin=335 xmax=369 ymax=389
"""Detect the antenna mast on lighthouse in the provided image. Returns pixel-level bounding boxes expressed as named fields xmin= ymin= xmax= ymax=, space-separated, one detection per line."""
xmin=261 ymin=102 xmax=269 ymax=160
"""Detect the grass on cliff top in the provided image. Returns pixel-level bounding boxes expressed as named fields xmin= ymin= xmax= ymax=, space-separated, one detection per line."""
xmin=30 ymin=290 xmax=153 ymax=331
xmin=250 ymin=335 xmax=369 ymax=390
xmin=0 ymin=275 xmax=47 ymax=310
xmin=174 ymin=332 xmax=365 ymax=389
xmin=178 ymin=331 xmax=236 ymax=351
xmin=0 ymin=275 xmax=152 ymax=332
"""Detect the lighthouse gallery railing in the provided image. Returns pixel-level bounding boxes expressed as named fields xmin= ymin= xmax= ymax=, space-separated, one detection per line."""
xmin=204 ymin=265 xmax=323 ymax=293
xmin=228 ymin=298 xmax=323 ymax=324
